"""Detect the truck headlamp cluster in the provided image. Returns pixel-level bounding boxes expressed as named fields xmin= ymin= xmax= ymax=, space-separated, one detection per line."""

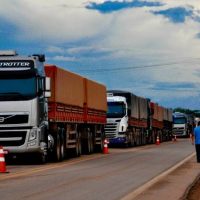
xmin=29 ymin=128 xmax=37 ymax=141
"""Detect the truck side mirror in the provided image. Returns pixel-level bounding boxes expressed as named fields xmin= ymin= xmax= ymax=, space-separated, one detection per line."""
xmin=45 ymin=77 xmax=51 ymax=98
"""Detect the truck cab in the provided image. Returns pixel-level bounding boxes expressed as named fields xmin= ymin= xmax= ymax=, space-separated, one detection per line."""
xmin=172 ymin=112 xmax=188 ymax=137
xmin=0 ymin=51 xmax=50 ymax=161
xmin=105 ymin=93 xmax=128 ymax=144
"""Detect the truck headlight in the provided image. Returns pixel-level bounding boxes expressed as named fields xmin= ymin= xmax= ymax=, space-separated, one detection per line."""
xmin=120 ymin=126 xmax=126 ymax=132
xmin=29 ymin=128 xmax=37 ymax=141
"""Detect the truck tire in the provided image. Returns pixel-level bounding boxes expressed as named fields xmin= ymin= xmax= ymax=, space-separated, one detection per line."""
xmin=130 ymin=132 xmax=134 ymax=147
xmin=99 ymin=135 xmax=104 ymax=152
xmin=77 ymin=132 xmax=82 ymax=156
xmin=85 ymin=131 xmax=94 ymax=154
xmin=74 ymin=133 xmax=80 ymax=157
xmin=37 ymin=152 xmax=48 ymax=164
xmin=60 ymin=129 xmax=66 ymax=161
xmin=53 ymin=133 xmax=61 ymax=162
xmin=135 ymin=132 xmax=140 ymax=146
xmin=70 ymin=131 xmax=81 ymax=157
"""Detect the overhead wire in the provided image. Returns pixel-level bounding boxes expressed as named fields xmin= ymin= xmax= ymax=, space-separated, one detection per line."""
xmin=78 ymin=58 xmax=200 ymax=74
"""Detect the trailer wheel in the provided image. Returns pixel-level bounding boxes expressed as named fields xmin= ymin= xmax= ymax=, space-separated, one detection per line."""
xmin=74 ymin=133 xmax=80 ymax=157
xmin=90 ymin=132 xmax=94 ymax=153
xmin=60 ymin=129 xmax=66 ymax=161
xmin=94 ymin=135 xmax=104 ymax=152
xmin=85 ymin=131 xmax=94 ymax=154
xmin=130 ymin=132 xmax=134 ymax=147
xmin=70 ymin=131 xmax=81 ymax=157
xmin=135 ymin=131 xmax=140 ymax=146
xmin=77 ymin=132 xmax=82 ymax=156
xmin=99 ymin=134 xmax=104 ymax=152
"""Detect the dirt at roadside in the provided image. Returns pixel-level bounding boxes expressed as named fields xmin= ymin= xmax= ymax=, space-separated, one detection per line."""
xmin=185 ymin=177 xmax=200 ymax=200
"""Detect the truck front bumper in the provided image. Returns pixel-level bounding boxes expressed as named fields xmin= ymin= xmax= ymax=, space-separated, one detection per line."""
xmin=108 ymin=137 xmax=126 ymax=145
xmin=0 ymin=127 xmax=44 ymax=154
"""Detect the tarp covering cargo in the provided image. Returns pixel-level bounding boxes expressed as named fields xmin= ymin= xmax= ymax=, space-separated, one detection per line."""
xmin=139 ymin=97 xmax=148 ymax=120
xmin=45 ymin=65 xmax=107 ymax=124
xmin=152 ymin=103 xmax=159 ymax=121
xmin=168 ymin=109 xmax=173 ymax=122
xmin=131 ymin=94 xmax=139 ymax=119
xmin=158 ymin=106 xmax=164 ymax=122
xmin=86 ymin=79 xmax=107 ymax=112
xmin=45 ymin=65 xmax=84 ymax=108
xmin=163 ymin=107 xmax=168 ymax=121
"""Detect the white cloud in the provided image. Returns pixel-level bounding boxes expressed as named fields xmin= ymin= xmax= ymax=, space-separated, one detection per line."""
xmin=46 ymin=46 xmax=65 ymax=54
xmin=49 ymin=55 xmax=77 ymax=62
xmin=0 ymin=0 xmax=113 ymax=42
xmin=1 ymin=0 xmax=200 ymax=108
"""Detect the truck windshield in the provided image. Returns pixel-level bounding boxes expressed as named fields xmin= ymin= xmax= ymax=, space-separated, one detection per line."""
xmin=107 ymin=102 xmax=126 ymax=118
xmin=0 ymin=77 xmax=36 ymax=101
xmin=173 ymin=117 xmax=187 ymax=124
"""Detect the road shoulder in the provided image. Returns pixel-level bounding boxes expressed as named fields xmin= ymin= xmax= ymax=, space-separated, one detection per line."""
xmin=122 ymin=153 xmax=200 ymax=200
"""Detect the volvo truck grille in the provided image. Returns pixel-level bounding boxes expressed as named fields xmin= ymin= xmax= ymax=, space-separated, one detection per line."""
xmin=105 ymin=123 xmax=118 ymax=138
xmin=0 ymin=115 xmax=28 ymax=124
xmin=173 ymin=127 xmax=185 ymax=135
xmin=0 ymin=131 xmax=27 ymax=146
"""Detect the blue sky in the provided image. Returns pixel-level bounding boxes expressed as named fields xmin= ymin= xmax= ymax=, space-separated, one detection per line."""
xmin=0 ymin=0 xmax=200 ymax=109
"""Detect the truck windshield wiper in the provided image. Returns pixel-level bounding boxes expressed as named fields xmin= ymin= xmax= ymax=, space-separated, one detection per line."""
xmin=0 ymin=92 xmax=28 ymax=100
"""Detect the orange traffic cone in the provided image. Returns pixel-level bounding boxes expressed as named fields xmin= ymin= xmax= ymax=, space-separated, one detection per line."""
xmin=103 ymin=139 xmax=109 ymax=154
xmin=0 ymin=146 xmax=8 ymax=173
xmin=156 ymin=136 xmax=160 ymax=145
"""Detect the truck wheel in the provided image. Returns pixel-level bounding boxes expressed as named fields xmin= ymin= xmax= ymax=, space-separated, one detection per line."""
xmin=99 ymin=135 xmax=104 ymax=152
xmin=77 ymin=132 xmax=82 ymax=156
xmin=94 ymin=129 xmax=104 ymax=152
xmin=60 ymin=130 xmax=66 ymax=161
xmin=85 ymin=132 xmax=93 ymax=154
xmin=54 ymin=133 xmax=61 ymax=162
xmin=130 ymin=132 xmax=134 ymax=147
xmin=70 ymin=132 xmax=81 ymax=157
xmin=74 ymin=137 xmax=79 ymax=157
xmin=38 ymin=152 xmax=47 ymax=164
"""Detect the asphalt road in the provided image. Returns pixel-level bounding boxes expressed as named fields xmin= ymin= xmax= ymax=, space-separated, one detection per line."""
xmin=0 ymin=138 xmax=195 ymax=200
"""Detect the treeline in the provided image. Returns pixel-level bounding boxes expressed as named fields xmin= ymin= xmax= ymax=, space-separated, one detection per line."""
xmin=173 ymin=107 xmax=200 ymax=117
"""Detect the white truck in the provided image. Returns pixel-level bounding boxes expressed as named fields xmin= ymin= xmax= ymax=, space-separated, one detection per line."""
xmin=106 ymin=94 xmax=128 ymax=145
xmin=0 ymin=51 xmax=50 ymax=162
xmin=105 ymin=90 xmax=149 ymax=146
xmin=172 ymin=112 xmax=189 ymax=137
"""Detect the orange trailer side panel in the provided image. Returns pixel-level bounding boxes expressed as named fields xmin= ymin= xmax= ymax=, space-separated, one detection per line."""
xmin=45 ymin=65 xmax=84 ymax=108
xmin=86 ymin=79 xmax=107 ymax=112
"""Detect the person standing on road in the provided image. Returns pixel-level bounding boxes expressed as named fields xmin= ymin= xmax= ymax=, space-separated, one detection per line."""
xmin=192 ymin=121 xmax=200 ymax=163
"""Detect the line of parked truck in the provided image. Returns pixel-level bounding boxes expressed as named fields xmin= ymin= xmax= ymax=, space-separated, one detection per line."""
xmin=0 ymin=51 xmax=177 ymax=163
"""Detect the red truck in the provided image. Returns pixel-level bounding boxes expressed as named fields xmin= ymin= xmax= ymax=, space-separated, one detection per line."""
xmin=45 ymin=65 xmax=107 ymax=161
xmin=150 ymin=103 xmax=172 ymax=143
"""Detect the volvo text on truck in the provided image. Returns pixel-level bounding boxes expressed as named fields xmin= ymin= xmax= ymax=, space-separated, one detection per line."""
xmin=0 ymin=51 xmax=107 ymax=163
